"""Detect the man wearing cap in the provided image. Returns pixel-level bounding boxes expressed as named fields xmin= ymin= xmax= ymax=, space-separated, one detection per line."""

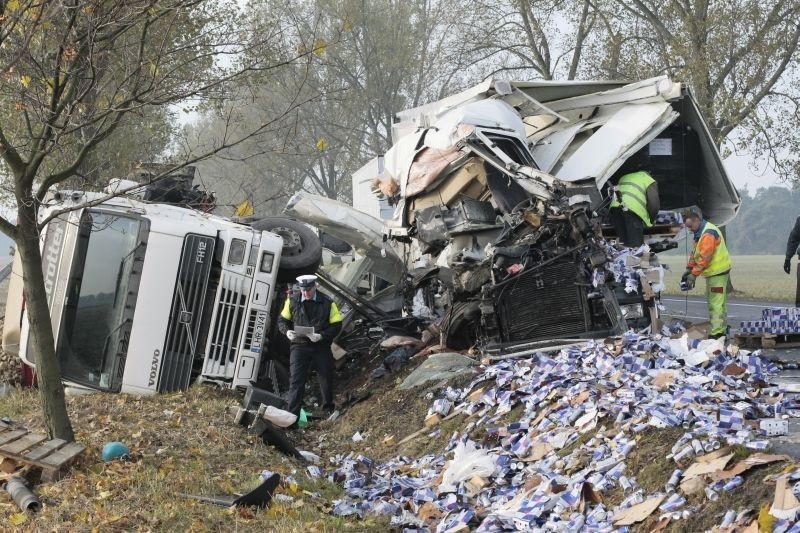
xmin=680 ymin=207 xmax=732 ymax=339
xmin=784 ymin=215 xmax=800 ymax=307
xmin=278 ymin=275 xmax=343 ymax=420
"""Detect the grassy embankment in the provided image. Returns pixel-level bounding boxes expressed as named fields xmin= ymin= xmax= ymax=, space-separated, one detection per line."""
xmin=660 ymin=255 xmax=795 ymax=302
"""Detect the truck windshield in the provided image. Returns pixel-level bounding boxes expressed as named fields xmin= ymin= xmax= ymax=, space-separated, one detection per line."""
xmin=57 ymin=210 xmax=145 ymax=390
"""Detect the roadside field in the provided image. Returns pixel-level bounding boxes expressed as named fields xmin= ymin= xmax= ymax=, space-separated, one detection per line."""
xmin=660 ymin=255 xmax=795 ymax=302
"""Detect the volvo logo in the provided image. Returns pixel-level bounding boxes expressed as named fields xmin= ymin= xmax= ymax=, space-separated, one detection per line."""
xmin=148 ymin=349 xmax=161 ymax=387
xmin=43 ymin=222 xmax=65 ymax=297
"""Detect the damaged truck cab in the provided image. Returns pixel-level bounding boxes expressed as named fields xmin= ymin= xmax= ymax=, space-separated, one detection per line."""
xmin=289 ymin=76 xmax=740 ymax=352
xmin=9 ymin=188 xmax=296 ymax=394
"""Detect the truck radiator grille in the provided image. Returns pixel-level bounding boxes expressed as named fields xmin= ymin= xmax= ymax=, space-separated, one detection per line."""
xmin=203 ymin=272 xmax=248 ymax=378
xmin=159 ymin=234 xmax=215 ymax=393
xmin=496 ymin=261 xmax=590 ymax=342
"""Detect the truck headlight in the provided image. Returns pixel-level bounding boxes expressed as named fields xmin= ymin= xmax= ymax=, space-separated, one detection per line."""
xmin=620 ymin=303 xmax=644 ymax=320
xmin=228 ymin=239 xmax=247 ymax=265
xmin=259 ymin=252 xmax=274 ymax=273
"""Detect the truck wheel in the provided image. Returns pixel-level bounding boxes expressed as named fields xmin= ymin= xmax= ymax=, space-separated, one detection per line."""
xmin=251 ymin=217 xmax=322 ymax=282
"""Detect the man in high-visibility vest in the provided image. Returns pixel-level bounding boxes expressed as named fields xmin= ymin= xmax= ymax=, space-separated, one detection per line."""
xmin=680 ymin=207 xmax=732 ymax=339
xmin=609 ymin=170 xmax=660 ymax=247
xmin=278 ymin=275 xmax=343 ymax=420
xmin=784 ymin=215 xmax=800 ymax=307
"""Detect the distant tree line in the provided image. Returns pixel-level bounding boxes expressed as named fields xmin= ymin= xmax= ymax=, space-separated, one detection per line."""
xmin=726 ymin=186 xmax=800 ymax=255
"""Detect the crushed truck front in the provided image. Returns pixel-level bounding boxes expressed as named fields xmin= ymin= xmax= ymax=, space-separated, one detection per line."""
xmin=289 ymin=76 xmax=740 ymax=350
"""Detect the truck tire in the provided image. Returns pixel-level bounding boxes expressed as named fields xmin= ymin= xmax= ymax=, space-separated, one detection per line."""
xmin=251 ymin=217 xmax=322 ymax=282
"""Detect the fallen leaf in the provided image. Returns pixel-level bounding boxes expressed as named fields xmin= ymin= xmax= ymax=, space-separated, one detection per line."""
xmin=759 ymin=504 xmax=778 ymax=532
xmin=651 ymin=516 xmax=671 ymax=532
xmin=8 ymin=512 xmax=26 ymax=526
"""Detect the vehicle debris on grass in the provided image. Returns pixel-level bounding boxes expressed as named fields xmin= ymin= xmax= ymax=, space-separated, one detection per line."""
xmin=310 ymin=331 xmax=800 ymax=531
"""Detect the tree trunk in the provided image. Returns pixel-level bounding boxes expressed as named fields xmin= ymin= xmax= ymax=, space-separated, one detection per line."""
xmin=16 ymin=202 xmax=75 ymax=442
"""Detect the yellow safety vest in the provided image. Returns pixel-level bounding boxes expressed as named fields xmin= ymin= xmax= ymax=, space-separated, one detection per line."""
xmin=692 ymin=221 xmax=732 ymax=277
xmin=610 ymin=171 xmax=655 ymax=227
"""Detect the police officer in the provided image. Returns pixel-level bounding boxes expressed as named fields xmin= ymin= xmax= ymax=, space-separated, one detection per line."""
xmin=680 ymin=207 xmax=732 ymax=339
xmin=278 ymin=275 xmax=342 ymax=420
xmin=784 ymin=215 xmax=800 ymax=307
xmin=609 ymin=170 xmax=660 ymax=247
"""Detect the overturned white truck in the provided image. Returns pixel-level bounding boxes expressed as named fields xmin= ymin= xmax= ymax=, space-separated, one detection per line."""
xmin=287 ymin=76 xmax=740 ymax=351
xmin=3 ymin=173 xmax=322 ymax=394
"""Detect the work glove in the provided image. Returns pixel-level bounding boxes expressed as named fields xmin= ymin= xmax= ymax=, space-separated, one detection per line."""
xmin=785 ymin=257 xmax=792 ymax=275
xmin=680 ymin=269 xmax=691 ymax=283
xmin=286 ymin=330 xmax=297 ymax=341
xmin=308 ymin=332 xmax=322 ymax=343
xmin=685 ymin=273 xmax=696 ymax=290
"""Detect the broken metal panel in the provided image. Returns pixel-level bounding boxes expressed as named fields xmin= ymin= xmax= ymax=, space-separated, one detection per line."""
xmin=284 ymin=192 xmax=404 ymax=284
xmin=327 ymin=256 xmax=373 ymax=290
xmin=338 ymin=75 xmax=741 ymax=350
xmin=537 ymin=77 xmax=681 ymax=114
xmin=554 ymin=101 xmax=678 ymax=186
xmin=531 ymin=121 xmax=586 ymax=173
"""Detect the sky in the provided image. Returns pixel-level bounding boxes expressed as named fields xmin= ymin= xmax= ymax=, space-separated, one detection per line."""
xmin=725 ymin=152 xmax=786 ymax=192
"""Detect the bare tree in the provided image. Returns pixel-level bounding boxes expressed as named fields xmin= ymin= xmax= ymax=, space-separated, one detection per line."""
xmin=0 ymin=0 xmax=312 ymax=440
xmin=590 ymin=0 xmax=800 ymax=179
xmin=191 ymin=0 xmax=470 ymax=207
xmin=455 ymin=0 xmax=598 ymax=80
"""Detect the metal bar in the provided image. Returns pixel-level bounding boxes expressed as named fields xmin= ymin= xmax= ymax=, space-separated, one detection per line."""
xmin=512 ymin=86 xmax=569 ymax=122
xmin=314 ymin=269 xmax=389 ymax=319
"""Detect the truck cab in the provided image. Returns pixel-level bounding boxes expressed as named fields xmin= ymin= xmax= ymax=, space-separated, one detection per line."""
xmin=10 ymin=189 xmax=293 ymax=394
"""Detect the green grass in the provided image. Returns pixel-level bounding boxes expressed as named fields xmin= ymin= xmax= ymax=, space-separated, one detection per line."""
xmin=0 ymin=385 xmax=387 ymax=532
xmin=660 ymin=255 xmax=796 ymax=302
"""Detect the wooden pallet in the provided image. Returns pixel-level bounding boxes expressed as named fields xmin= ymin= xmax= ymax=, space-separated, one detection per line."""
xmin=735 ymin=332 xmax=800 ymax=350
xmin=0 ymin=422 xmax=84 ymax=481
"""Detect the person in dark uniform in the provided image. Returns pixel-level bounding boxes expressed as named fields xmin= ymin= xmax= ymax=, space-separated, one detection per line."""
xmin=278 ymin=275 xmax=342 ymax=419
xmin=609 ymin=170 xmax=660 ymax=247
xmin=784 ymin=215 xmax=800 ymax=307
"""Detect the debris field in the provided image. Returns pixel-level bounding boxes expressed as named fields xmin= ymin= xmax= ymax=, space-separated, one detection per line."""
xmin=305 ymin=331 xmax=800 ymax=532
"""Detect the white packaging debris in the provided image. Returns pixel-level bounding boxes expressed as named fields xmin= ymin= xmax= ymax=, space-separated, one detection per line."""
xmin=323 ymin=331 xmax=800 ymax=530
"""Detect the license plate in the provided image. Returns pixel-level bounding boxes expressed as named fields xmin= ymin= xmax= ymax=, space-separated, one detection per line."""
xmin=252 ymin=311 xmax=268 ymax=350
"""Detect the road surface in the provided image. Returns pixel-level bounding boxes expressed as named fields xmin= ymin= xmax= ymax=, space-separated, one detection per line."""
xmin=661 ymin=295 xmax=795 ymax=323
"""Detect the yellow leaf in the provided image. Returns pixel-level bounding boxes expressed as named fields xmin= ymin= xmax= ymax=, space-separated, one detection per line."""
xmin=98 ymin=490 xmax=112 ymax=499
xmin=758 ymin=504 xmax=777 ymax=532
xmin=7 ymin=0 xmax=20 ymax=12
xmin=8 ymin=512 xmax=26 ymax=525
xmin=313 ymin=39 xmax=327 ymax=56
xmin=234 ymin=201 xmax=254 ymax=217
xmin=20 ymin=75 xmax=30 ymax=88
xmin=315 ymin=137 xmax=328 ymax=151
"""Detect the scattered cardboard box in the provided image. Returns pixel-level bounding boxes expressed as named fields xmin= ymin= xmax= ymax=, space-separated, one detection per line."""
xmin=613 ymin=495 xmax=666 ymax=526
xmin=770 ymin=477 xmax=800 ymax=520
